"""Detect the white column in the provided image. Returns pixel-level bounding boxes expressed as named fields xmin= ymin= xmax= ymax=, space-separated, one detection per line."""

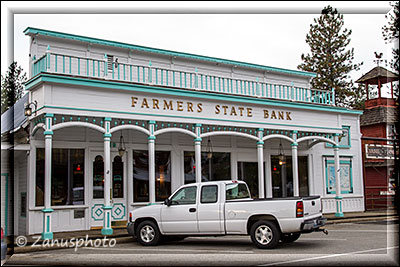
xmin=292 ymin=131 xmax=299 ymax=197
xmin=148 ymin=121 xmax=156 ymax=203
xmin=334 ymin=134 xmax=344 ymax=217
xmin=194 ymin=124 xmax=202 ymax=183
xmin=102 ymin=117 xmax=113 ymax=235
xmin=42 ymin=113 xmax=54 ymax=240
xmin=265 ymin=153 xmax=273 ymax=198
xmin=257 ymin=129 xmax=265 ymax=198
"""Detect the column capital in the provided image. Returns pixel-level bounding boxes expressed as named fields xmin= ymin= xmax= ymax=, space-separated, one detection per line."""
xmin=257 ymin=128 xmax=264 ymax=132
xmin=44 ymin=113 xmax=54 ymax=118
xmin=291 ymin=142 xmax=298 ymax=147
xmin=103 ymin=133 xmax=112 ymax=138
xmin=256 ymin=140 xmax=264 ymax=145
xmin=194 ymin=137 xmax=202 ymax=142
xmin=44 ymin=130 xmax=53 ymax=136
xmin=148 ymin=135 xmax=156 ymax=140
xmin=195 ymin=123 xmax=202 ymax=127
xmin=104 ymin=117 xmax=112 ymax=121
xmin=149 ymin=120 xmax=156 ymax=125
xmin=292 ymin=130 xmax=298 ymax=134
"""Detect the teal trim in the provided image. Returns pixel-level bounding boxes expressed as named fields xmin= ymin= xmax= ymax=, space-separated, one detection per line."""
xmin=103 ymin=205 xmax=113 ymax=210
xmin=103 ymin=133 xmax=112 ymax=138
xmin=25 ymin=74 xmax=363 ymax=115
xmin=148 ymin=136 xmax=156 ymax=140
xmin=1 ymin=173 xmax=9 ymax=236
xmin=41 ymin=231 xmax=53 ymax=240
xmin=291 ymin=142 xmax=298 ymax=146
xmin=104 ymin=117 xmax=112 ymax=121
xmin=111 ymin=203 xmax=126 ymax=220
xmin=149 ymin=120 xmax=156 ymax=124
xmin=256 ymin=141 xmax=264 ymax=145
xmin=40 ymin=104 xmax=345 ymax=131
xmin=334 ymin=196 xmax=343 ymax=200
xmin=194 ymin=137 xmax=202 ymax=142
xmin=44 ymin=130 xmax=53 ymax=135
xmin=326 ymin=125 xmax=351 ymax=148
xmin=45 ymin=113 xmax=54 ymax=117
xmin=325 ymin=159 xmax=353 ymax=194
xmin=101 ymin=227 xmax=113 ymax=235
xmin=195 ymin=123 xmax=202 ymax=127
xmin=41 ymin=208 xmax=54 ymax=213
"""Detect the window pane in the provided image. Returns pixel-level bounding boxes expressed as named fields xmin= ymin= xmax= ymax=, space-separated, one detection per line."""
xmin=171 ymin=186 xmax=197 ymax=205
xmin=226 ymin=183 xmax=250 ymax=200
xmin=93 ymin=155 xmax=104 ymax=199
xmin=184 ymin=151 xmax=231 ymax=184
xmin=35 ymin=148 xmax=45 ymax=206
xmin=112 ymin=156 xmax=124 ymax=198
xmin=71 ymin=149 xmax=85 ymax=205
xmin=133 ymin=150 xmax=149 ymax=202
xmin=155 ymin=151 xmax=171 ymax=201
xmin=51 ymin=148 xmax=69 ymax=205
xmin=201 ymin=185 xmax=218 ymax=203
xmin=237 ymin=162 xmax=259 ymax=198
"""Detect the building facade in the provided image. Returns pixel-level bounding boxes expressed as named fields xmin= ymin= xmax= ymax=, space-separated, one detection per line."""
xmin=1 ymin=27 xmax=364 ymax=238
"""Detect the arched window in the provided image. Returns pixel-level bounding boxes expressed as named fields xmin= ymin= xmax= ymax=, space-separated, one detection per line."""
xmin=112 ymin=155 xmax=124 ymax=198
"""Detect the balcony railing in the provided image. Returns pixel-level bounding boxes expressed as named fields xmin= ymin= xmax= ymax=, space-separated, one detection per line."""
xmin=32 ymin=51 xmax=336 ymax=106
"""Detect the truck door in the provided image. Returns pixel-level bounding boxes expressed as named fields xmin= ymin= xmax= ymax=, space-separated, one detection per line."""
xmin=197 ymin=184 xmax=224 ymax=233
xmin=160 ymin=185 xmax=199 ymax=234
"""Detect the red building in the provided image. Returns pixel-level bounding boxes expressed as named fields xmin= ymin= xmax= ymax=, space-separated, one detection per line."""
xmin=356 ymin=66 xmax=398 ymax=210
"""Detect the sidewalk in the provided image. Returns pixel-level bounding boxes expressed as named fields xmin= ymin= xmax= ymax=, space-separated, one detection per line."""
xmin=10 ymin=210 xmax=398 ymax=254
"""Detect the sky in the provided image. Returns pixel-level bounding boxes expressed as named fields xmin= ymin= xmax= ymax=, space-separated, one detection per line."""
xmin=1 ymin=1 xmax=397 ymax=97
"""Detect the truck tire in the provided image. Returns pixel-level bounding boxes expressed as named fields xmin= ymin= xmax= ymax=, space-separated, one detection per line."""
xmin=136 ymin=220 xmax=161 ymax=246
xmin=281 ymin=233 xmax=301 ymax=243
xmin=250 ymin=220 xmax=280 ymax=249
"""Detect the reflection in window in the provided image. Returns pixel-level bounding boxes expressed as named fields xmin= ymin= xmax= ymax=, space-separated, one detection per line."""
xmin=93 ymin=155 xmax=104 ymax=199
xmin=112 ymin=156 xmax=124 ymax=198
xmin=237 ymin=162 xmax=259 ymax=198
xmin=133 ymin=150 xmax=171 ymax=202
xmin=171 ymin=186 xmax=197 ymax=205
xmin=36 ymin=148 xmax=85 ymax=206
xmin=201 ymin=185 xmax=218 ymax=203
xmin=184 ymin=152 xmax=231 ymax=184
xmin=226 ymin=183 xmax=250 ymax=200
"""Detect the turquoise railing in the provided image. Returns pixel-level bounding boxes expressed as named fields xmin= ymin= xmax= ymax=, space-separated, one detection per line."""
xmin=32 ymin=52 xmax=336 ymax=105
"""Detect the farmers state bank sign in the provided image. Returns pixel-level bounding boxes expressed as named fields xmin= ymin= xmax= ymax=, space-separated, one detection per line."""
xmin=131 ymin=96 xmax=293 ymax=121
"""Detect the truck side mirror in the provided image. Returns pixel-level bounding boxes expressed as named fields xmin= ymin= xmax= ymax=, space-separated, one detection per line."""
xmin=164 ymin=199 xmax=171 ymax=206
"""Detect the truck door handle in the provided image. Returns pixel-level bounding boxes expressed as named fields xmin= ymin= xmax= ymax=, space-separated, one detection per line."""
xmin=189 ymin=208 xmax=196 ymax=213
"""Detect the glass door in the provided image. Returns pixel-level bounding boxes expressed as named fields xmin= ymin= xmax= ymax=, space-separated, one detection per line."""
xmin=237 ymin=162 xmax=259 ymax=198
xmin=90 ymin=151 xmax=127 ymax=228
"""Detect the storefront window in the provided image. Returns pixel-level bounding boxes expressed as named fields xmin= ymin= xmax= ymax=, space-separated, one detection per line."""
xmin=237 ymin=162 xmax=259 ymax=198
xmin=133 ymin=150 xmax=171 ymax=202
xmin=184 ymin=152 xmax=231 ymax=184
xmin=36 ymin=148 xmax=85 ymax=206
xmin=93 ymin=155 xmax=104 ymax=199
xmin=112 ymin=156 xmax=124 ymax=198
xmin=271 ymin=155 xmax=309 ymax=198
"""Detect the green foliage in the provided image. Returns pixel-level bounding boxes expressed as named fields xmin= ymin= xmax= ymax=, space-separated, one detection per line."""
xmin=1 ymin=62 xmax=27 ymax=114
xmin=298 ymin=5 xmax=363 ymax=108
xmin=347 ymin=83 xmax=367 ymax=110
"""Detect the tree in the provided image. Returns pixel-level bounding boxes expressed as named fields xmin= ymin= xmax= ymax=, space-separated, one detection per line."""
xmin=1 ymin=62 xmax=27 ymax=114
xmin=382 ymin=1 xmax=399 ymax=96
xmin=347 ymin=83 xmax=367 ymax=110
xmin=298 ymin=6 xmax=363 ymax=108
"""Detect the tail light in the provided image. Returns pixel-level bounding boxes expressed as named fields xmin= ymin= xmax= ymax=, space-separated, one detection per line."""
xmin=1 ymin=227 xmax=4 ymax=240
xmin=129 ymin=212 xmax=133 ymax=222
xmin=296 ymin=201 xmax=304 ymax=218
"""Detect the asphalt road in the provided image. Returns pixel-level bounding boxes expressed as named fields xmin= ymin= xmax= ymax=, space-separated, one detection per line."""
xmin=4 ymin=219 xmax=399 ymax=266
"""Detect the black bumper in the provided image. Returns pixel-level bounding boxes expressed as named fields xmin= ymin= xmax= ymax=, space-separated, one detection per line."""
xmin=300 ymin=216 xmax=327 ymax=233
xmin=127 ymin=222 xmax=135 ymax=237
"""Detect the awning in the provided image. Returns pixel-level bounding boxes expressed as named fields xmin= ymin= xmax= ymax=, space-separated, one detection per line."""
xmin=1 ymin=93 xmax=29 ymax=135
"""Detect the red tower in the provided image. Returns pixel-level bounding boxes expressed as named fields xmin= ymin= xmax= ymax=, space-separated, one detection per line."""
xmin=356 ymin=62 xmax=398 ymax=210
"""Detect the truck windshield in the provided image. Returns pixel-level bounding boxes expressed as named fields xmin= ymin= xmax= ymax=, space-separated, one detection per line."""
xmin=226 ymin=183 xmax=250 ymax=200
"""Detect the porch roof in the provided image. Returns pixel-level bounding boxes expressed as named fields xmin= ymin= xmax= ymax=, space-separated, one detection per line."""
xmin=1 ymin=93 xmax=29 ymax=135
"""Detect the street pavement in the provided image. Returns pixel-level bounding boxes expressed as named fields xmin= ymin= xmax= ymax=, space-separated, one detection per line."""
xmin=3 ymin=218 xmax=398 ymax=266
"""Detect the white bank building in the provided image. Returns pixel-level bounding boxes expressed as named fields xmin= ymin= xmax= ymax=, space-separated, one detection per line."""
xmin=1 ymin=27 xmax=364 ymax=238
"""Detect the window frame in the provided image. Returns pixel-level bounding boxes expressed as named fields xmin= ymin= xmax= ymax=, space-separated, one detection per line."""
xmin=326 ymin=125 xmax=351 ymax=148
xmin=170 ymin=185 xmax=198 ymax=206
xmin=200 ymin=185 xmax=218 ymax=204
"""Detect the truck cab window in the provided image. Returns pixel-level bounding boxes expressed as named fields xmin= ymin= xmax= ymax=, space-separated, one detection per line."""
xmin=226 ymin=183 xmax=250 ymax=200
xmin=170 ymin=186 xmax=197 ymax=205
xmin=201 ymin=185 xmax=218 ymax=203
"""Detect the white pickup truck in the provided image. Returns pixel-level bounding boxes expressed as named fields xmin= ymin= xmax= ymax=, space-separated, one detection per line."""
xmin=127 ymin=180 xmax=327 ymax=249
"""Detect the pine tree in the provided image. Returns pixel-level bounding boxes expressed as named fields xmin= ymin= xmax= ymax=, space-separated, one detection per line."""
xmin=1 ymin=62 xmax=27 ymax=114
xmin=382 ymin=1 xmax=399 ymax=96
xmin=298 ymin=6 xmax=363 ymax=108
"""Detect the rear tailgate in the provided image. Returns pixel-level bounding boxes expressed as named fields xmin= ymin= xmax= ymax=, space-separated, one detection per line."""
xmin=302 ymin=196 xmax=322 ymax=218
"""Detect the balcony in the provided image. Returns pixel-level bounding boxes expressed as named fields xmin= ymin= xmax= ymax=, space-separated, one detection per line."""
xmin=32 ymin=52 xmax=336 ymax=106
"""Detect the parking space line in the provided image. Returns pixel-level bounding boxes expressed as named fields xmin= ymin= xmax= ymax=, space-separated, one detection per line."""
xmin=258 ymin=246 xmax=399 ymax=266
xmin=81 ymin=247 xmax=255 ymax=254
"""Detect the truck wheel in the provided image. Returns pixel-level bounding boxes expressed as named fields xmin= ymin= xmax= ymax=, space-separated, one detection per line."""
xmin=250 ymin=220 xmax=280 ymax=249
xmin=136 ymin=220 xmax=161 ymax=246
xmin=281 ymin=233 xmax=301 ymax=243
